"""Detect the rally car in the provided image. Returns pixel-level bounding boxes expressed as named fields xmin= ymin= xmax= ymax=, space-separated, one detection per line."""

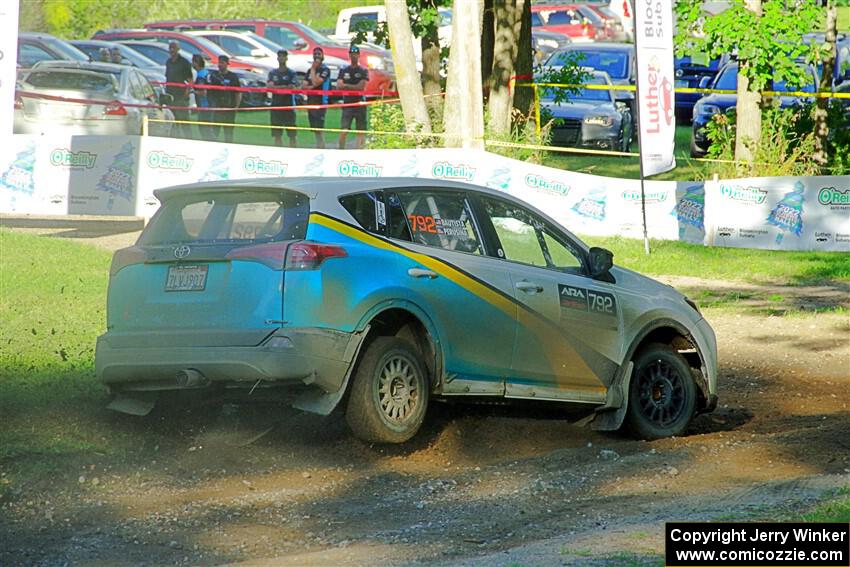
xmin=96 ymin=178 xmax=718 ymax=443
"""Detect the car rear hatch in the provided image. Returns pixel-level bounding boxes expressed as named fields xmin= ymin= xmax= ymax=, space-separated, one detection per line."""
xmin=21 ymin=70 xmax=119 ymax=120
xmin=105 ymin=187 xmax=310 ymax=349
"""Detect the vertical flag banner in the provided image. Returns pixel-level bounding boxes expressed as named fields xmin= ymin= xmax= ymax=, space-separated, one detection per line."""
xmin=0 ymin=1 xmax=19 ymax=136
xmin=634 ymin=0 xmax=676 ymax=176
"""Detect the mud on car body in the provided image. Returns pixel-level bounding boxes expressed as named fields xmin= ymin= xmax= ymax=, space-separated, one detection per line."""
xmin=96 ymin=178 xmax=718 ymax=443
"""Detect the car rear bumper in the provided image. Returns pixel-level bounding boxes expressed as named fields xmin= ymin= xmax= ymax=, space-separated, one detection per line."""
xmin=96 ymin=327 xmax=359 ymax=395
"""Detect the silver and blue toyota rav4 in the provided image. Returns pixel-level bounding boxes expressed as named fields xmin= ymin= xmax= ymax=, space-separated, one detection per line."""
xmin=96 ymin=177 xmax=717 ymax=443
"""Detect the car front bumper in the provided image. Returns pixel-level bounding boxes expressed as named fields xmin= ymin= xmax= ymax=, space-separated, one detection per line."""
xmin=96 ymin=327 xmax=360 ymax=396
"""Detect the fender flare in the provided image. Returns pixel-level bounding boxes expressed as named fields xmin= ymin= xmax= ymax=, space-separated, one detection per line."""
xmin=591 ymin=317 xmax=707 ymax=431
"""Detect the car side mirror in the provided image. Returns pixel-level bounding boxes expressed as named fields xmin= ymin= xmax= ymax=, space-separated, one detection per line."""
xmin=588 ymin=246 xmax=614 ymax=279
xmin=698 ymin=76 xmax=711 ymax=89
xmin=293 ymin=39 xmax=308 ymax=50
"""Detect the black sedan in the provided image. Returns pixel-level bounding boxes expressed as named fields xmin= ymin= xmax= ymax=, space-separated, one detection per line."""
xmin=540 ymin=71 xmax=633 ymax=152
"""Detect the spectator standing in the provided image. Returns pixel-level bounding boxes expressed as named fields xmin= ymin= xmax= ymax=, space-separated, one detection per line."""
xmin=337 ymin=45 xmax=370 ymax=149
xmin=268 ymin=49 xmax=298 ymax=147
xmin=207 ymin=55 xmax=242 ymax=143
xmin=191 ymin=54 xmax=213 ymax=142
xmin=304 ymin=47 xmax=331 ymax=149
xmin=164 ymin=41 xmax=192 ymax=138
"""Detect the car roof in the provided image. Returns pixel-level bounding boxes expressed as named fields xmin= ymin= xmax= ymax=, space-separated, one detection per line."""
xmin=155 ymin=177 xmax=529 ymax=201
xmin=561 ymin=43 xmax=634 ymax=53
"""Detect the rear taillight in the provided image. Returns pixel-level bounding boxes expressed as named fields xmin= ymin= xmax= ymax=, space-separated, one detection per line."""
xmin=284 ymin=242 xmax=347 ymax=271
xmin=104 ymin=101 xmax=127 ymax=116
xmin=14 ymin=95 xmax=23 ymax=110
xmin=110 ymin=246 xmax=146 ymax=276
xmin=623 ymin=0 xmax=631 ymax=18
xmin=226 ymin=241 xmax=289 ymax=270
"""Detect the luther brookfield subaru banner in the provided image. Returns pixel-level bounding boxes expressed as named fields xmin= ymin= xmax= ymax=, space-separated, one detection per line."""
xmin=634 ymin=0 xmax=677 ymax=177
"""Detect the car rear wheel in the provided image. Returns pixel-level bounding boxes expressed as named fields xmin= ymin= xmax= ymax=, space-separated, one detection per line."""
xmin=625 ymin=343 xmax=696 ymax=440
xmin=346 ymin=337 xmax=429 ymax=444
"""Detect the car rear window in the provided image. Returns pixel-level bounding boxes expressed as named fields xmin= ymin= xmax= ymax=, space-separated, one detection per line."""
xmin=140 ymin=190 xmax=309 ymax=246
xmin=339 ymin=191 xmax=384 ymax=234
xmin=26 ymin=71 xmax=116 ymax=92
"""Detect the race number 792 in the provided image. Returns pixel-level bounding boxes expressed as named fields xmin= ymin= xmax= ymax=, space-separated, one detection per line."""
xmin=588 ymin=290 xmax=616 ymax=315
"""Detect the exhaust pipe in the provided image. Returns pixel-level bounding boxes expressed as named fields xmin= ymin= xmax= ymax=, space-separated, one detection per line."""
xmin=175 ymin=368 xmax=209 ymax=388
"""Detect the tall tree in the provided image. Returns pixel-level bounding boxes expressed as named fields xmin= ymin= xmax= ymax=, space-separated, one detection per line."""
xmin=386 ymin=0 xmax=432 ymax=133
xmin=676 ymin=0 xmax=821 ymax=163
xmin=487 ymin=0 xmax=525 ymax=135
xmin=512 ymin=0 xmax=533 ymax=119
xmin=443 ymin=0 xmax=484 ymax=148
xmin=481 ymin=0 xmax=496 ymax=92
xmin=813 ymin=0 xmax=838 ymax=168
xmin=419 ymin=1 xmax=443 ymax=114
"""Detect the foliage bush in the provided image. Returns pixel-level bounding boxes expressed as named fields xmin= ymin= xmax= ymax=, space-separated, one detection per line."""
xmin=366 ymin=102 xmax=443 ymax=150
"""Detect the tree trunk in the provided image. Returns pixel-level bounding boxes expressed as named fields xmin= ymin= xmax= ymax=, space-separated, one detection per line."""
xmin=488 ymin=0 xmax=524 ymax=135
xmin=813 ymin=0 xmax=837 ymax=169
xmin=443 ymin=0 xmax=485 ymax=148
xmin=385 ymin=0 xmax=432 ymax=133
xmin=512 ymin=0 xmax=533 ymax=119
xmin=420 ymin=14 xmax=442 ymax=115
xmin=734 ymin=0 xmax=762 ymax=163
xmin=481 ymin=0 xmax=495 ymax=97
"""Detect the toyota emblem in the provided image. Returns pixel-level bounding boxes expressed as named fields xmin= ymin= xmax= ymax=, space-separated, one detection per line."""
xmin=173 ymin=245 xmax=191 ymax=259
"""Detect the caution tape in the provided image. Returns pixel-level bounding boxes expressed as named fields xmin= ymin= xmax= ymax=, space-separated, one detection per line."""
xmin=155 ymin=80 xmax=397 ymax=97
xmin=519 ymin=82 xmax=850 ymax=99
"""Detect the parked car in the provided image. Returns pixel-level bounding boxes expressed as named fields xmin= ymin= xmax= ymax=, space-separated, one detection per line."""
xmin=14 ymin=61 xmax=173 ymax=136
xmin=107 ymin=38 xmax=269 ymax=108
xmin=533 ymin=29 xmax=572 ymax=64
xmin=96 ymin=177 xmax=718 ymax=443
xmin=69 ymin=39 xmax=167 ymax=85
xmin=579 ymin=4 xmax=628 ymax=42
xmin=532 ymin=5 xmax=597 ymax=43
xmin=143 ymin=19 xmax=396 ymax=92
xmin=541 ymin=70 xmax=634 ymax=151
xmin=690 ymin=62 xmax=818 ymax=157
xmin=574 ymin=4 xmax=615 ymax=41
xmin=331 ymin=5 xmax=452 ymax=51
xmin=183 ymin=29 xmax=346 ymax=81
xmin=545 ymin=43 xmax=635 ymax=115
xmin=17 ymin=32 xmax=89 ymax=73
xmin=673 ymin=53 xmax=731 ymax=123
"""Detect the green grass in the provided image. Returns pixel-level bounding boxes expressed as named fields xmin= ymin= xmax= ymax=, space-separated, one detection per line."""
xmin=579 ymin=235 xmax=850 ymax=284
xmin=801 ymin=488 xmax=850 ymax=522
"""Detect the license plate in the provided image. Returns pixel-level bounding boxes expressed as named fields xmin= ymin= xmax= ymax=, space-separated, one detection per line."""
xmin=675 ymin=79 xmax=689 ymax=88
xmin=165 ymin=265 xmax=208 ymax=292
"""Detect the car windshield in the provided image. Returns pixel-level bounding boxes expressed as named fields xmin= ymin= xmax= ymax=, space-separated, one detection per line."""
xmin=715 ymin=66 xmax=816 ymax=92
xmin=25 ymin=70 xmax=117 ymax=92
xmin=540 ymin=76 xmax=612 ymax=102
xmin=44 ymin=38 xmax=89 ymax=62
xmin=290 ymin=22 xmax=343 ymax=46
xmin=241 ymin=31 xmax=283 ymax=52
xmin=552 ymin=49 xmax=629 ymax=79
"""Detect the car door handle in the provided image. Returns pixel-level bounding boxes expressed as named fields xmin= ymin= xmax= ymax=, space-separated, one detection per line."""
xmin=515 ymin=281 xmax=544 ymax=293
xmin=408 ymin=268 xmax=438 ymax=279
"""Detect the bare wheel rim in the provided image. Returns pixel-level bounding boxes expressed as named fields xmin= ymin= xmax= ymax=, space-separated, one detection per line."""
xmin=636 ymin=359 xmax=686 ymax=427
xmin=377 ymin=355 xmax=420 ymax=424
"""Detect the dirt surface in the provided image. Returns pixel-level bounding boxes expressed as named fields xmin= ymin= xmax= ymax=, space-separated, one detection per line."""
xmin=1 ymin=228 xmax=849 ymax=567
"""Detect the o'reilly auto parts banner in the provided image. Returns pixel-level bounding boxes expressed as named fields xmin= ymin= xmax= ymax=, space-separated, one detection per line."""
xmin=634 ymin=0 xmax=676 ymax=176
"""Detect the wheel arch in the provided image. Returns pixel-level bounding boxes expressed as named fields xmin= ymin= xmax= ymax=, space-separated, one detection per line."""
xmin=592 ymin=317 xmax=711 ymax=431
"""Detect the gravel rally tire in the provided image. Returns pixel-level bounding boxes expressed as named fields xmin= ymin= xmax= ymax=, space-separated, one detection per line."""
xmin=625 ymin=343 xmax=697 ymax=440
xmin=346 ymin=337 xmax=429 ymax=444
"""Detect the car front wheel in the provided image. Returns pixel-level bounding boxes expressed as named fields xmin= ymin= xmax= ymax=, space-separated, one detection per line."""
xmin=625 ymin=343 xmax=697 ymax=439
xmin=346 ymin=337 xmax=429 ymax=444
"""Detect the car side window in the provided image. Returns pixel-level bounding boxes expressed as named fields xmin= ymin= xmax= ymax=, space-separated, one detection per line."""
xmin=217 ymin=36 xmax=254 ymax=57
xmin=264 ymin=27 xmax=302 ymax=50
xmin=18 ymin=42 xmax=54 ymax=67
xmin=480 ymin=197 xmax=584 ymax=273
xmin=339 ymin=191 xmax=385 ymax=234
xmin=392 ymin=190 xmax=484 ymax=255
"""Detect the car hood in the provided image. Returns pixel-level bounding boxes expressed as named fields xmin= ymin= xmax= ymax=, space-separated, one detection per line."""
xmin=542 ymin=99 xmax=617 ymax=119
xmin=610 ymin=265 xmax=688 ymax=303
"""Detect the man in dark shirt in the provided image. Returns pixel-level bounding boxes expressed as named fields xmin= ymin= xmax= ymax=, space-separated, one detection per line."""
xmin=164 ymin=41 xmax=192 ymax=138
xmin=337 ymin=44 xmax=369 ymax=149
xmin=304 ymin=47 xmax=331 ymax=149
xmin=207 ymin=55 xmax=242 ymax=143
xmin=268 ymin=49 xmax=298 ymax=147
